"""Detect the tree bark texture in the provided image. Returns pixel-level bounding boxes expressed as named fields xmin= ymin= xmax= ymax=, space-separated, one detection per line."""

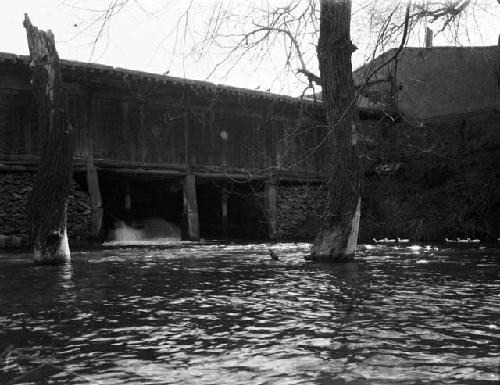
xmin=24 ymin=14 xmax=73 ymax=265
xmin=309 ymin=0 xmax=361 ymax=262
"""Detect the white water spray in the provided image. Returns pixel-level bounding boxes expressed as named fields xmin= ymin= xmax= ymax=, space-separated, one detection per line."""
xmin=107 ymin=217 xmax=181 ymax=245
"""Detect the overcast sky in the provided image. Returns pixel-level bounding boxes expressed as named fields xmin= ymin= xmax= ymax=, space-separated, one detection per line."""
xmin=2 ymin=0 xmax=499 ymax=96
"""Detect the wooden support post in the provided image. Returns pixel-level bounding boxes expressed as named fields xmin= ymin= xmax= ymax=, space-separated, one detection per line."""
xmin=86 ymin=97 xmax=103 ymax=239
xmin=221 ymin=190 xmax=229 ymax=237
xmin=182 ymin=173 xmax=200 ymax=241
xmin=267 ymin=105 xmax=275 ymax=170
xmin=184 ymin=109 xmax=191 ymax=166
xmin=265 ymin=179 xmax=278 ymax=240
xmin=124 ymin=179 xmax=131 ymax=211
xmin=87 ymin=158 xmax=103 ymax=239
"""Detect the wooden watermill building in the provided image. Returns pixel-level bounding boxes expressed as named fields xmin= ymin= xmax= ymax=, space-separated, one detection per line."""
xmin=0 ymin=52 xmax=329 ymax=242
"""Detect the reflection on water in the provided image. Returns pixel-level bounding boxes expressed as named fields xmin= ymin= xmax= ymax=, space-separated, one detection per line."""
xmin=0 ymin=243 xmax=498 ymax=384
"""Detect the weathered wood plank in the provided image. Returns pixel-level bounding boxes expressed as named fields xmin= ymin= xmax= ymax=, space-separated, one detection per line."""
xmin=182 ymin=173 xmax=199 ymax=240
xmin=85 ymin=96 xmax=103 ymax=239
xmin=87 ymin=159 xmax=103 ymax=239
xmin=124 ymin=179 xmax=131 ymax=210
xmin=222 ymin=190 xmax=228 ymax=236
xmin=265 ymin=179 xmax=278 ymax=239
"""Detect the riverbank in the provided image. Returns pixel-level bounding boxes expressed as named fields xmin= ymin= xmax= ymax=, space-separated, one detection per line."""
xmin=275 ymin=111 xmax=500 ymax=243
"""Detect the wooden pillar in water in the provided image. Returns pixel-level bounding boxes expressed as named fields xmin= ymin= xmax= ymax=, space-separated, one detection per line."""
xmin=87 ymin=158 xmax=103 ymax=239
xmin=183 ymin=174 xmax=200 ymax=241
xmin=124 ymin=179 xmax=132 ymax=211
xmin=265 ymin=179 xmax=278 ymax=240
xmin=221 ymin=190 xmax=229 ymax=237
xmin=85 ymin=95 xmax=103 ymax=239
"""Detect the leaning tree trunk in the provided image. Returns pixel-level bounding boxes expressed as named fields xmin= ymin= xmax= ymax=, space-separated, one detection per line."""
xmin=24 ymin=14 xmax=73 ymax=265
xmin=309 ymin=0 xmax=361 ymax=262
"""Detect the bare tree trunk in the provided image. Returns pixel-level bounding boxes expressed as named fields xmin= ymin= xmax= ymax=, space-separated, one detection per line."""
xmin=309 ymin=0 xmax=361 ymax=262
xmin=24 ymin=14 xmax=73 ymax=265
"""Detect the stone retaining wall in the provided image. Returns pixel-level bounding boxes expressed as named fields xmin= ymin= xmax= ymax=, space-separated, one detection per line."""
xmin=0 ymin=172 xmax=92 ymax=248
xmin=275 ymin=184 xmax=327 ymax=239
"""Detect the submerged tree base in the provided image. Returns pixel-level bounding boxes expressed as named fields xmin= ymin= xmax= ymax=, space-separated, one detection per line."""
xmin=308 ymin=198 xmax=361 ymax=263
xmin=34 ymin=258 xmax=71 ymax=266
xmin=33 ymin=230 xmax=70 ymax=266
xmin=307 ymin=228 xmax=356 ymax=262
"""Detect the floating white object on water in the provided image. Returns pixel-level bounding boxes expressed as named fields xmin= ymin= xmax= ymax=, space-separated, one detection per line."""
xmin=445 ymin=237 xmax=480 ymax=244
xmin=397 ymin=237 xmax=409 ymax=243
xmin=373 ymin=238 xmax=396 ymax=244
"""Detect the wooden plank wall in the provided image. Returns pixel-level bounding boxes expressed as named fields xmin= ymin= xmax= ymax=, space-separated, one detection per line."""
xmin=67 ymin=94 xmax=87 ymax=158
xmin=0 ymin=90 xmax=38 ymax=156
xmin=0 ymin=77 xmax=328 ymax=176
xmin=145 ymin=104 xmax=186 ymax=164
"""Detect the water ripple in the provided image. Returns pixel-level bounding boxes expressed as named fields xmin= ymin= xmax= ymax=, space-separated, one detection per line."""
xmin=0 ymin=243 xmax=498 ymax=384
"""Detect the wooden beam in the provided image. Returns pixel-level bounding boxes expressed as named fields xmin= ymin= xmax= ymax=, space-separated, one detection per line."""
xmin=85 ymin=95 xmax=103 ymax=239
xmin=265 ymin=179 xmax=278 ymax=240
xmin=87 ymin=159 xmax=103 ymax=239
xmin=184 ymin=109 xmax=190 ymax=166
xmin=182 ymin=173 xmax=200 ymax=241
xmin=93 ymin=159 xmax=187 ymax=171
xmin=0 ymin=155 xmax=327 ymax=182
xmin=97 ymin=167 xmax=185 ymax=178
xmin=221 ymin=190 xmax=229 ymax=237
xmin=124 ymin=179 xmax=131 ymax=211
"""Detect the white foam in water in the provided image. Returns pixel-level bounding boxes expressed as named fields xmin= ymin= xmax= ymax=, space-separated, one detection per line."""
xmin=106 ymin=218 xmax=181 ymax=246
xmin=110 ymin=220 xmax=145 ymax=242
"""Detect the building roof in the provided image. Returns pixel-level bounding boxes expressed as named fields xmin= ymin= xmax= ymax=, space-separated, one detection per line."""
xmin=0 ymin=51 xmax=320 ymax=107
xmin=353 ymin=45 xmax=499 ymax=77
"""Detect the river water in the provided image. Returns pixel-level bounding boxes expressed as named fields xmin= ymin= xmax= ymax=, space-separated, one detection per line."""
xmin=0 ymin=242 xmax=498 ymax=384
